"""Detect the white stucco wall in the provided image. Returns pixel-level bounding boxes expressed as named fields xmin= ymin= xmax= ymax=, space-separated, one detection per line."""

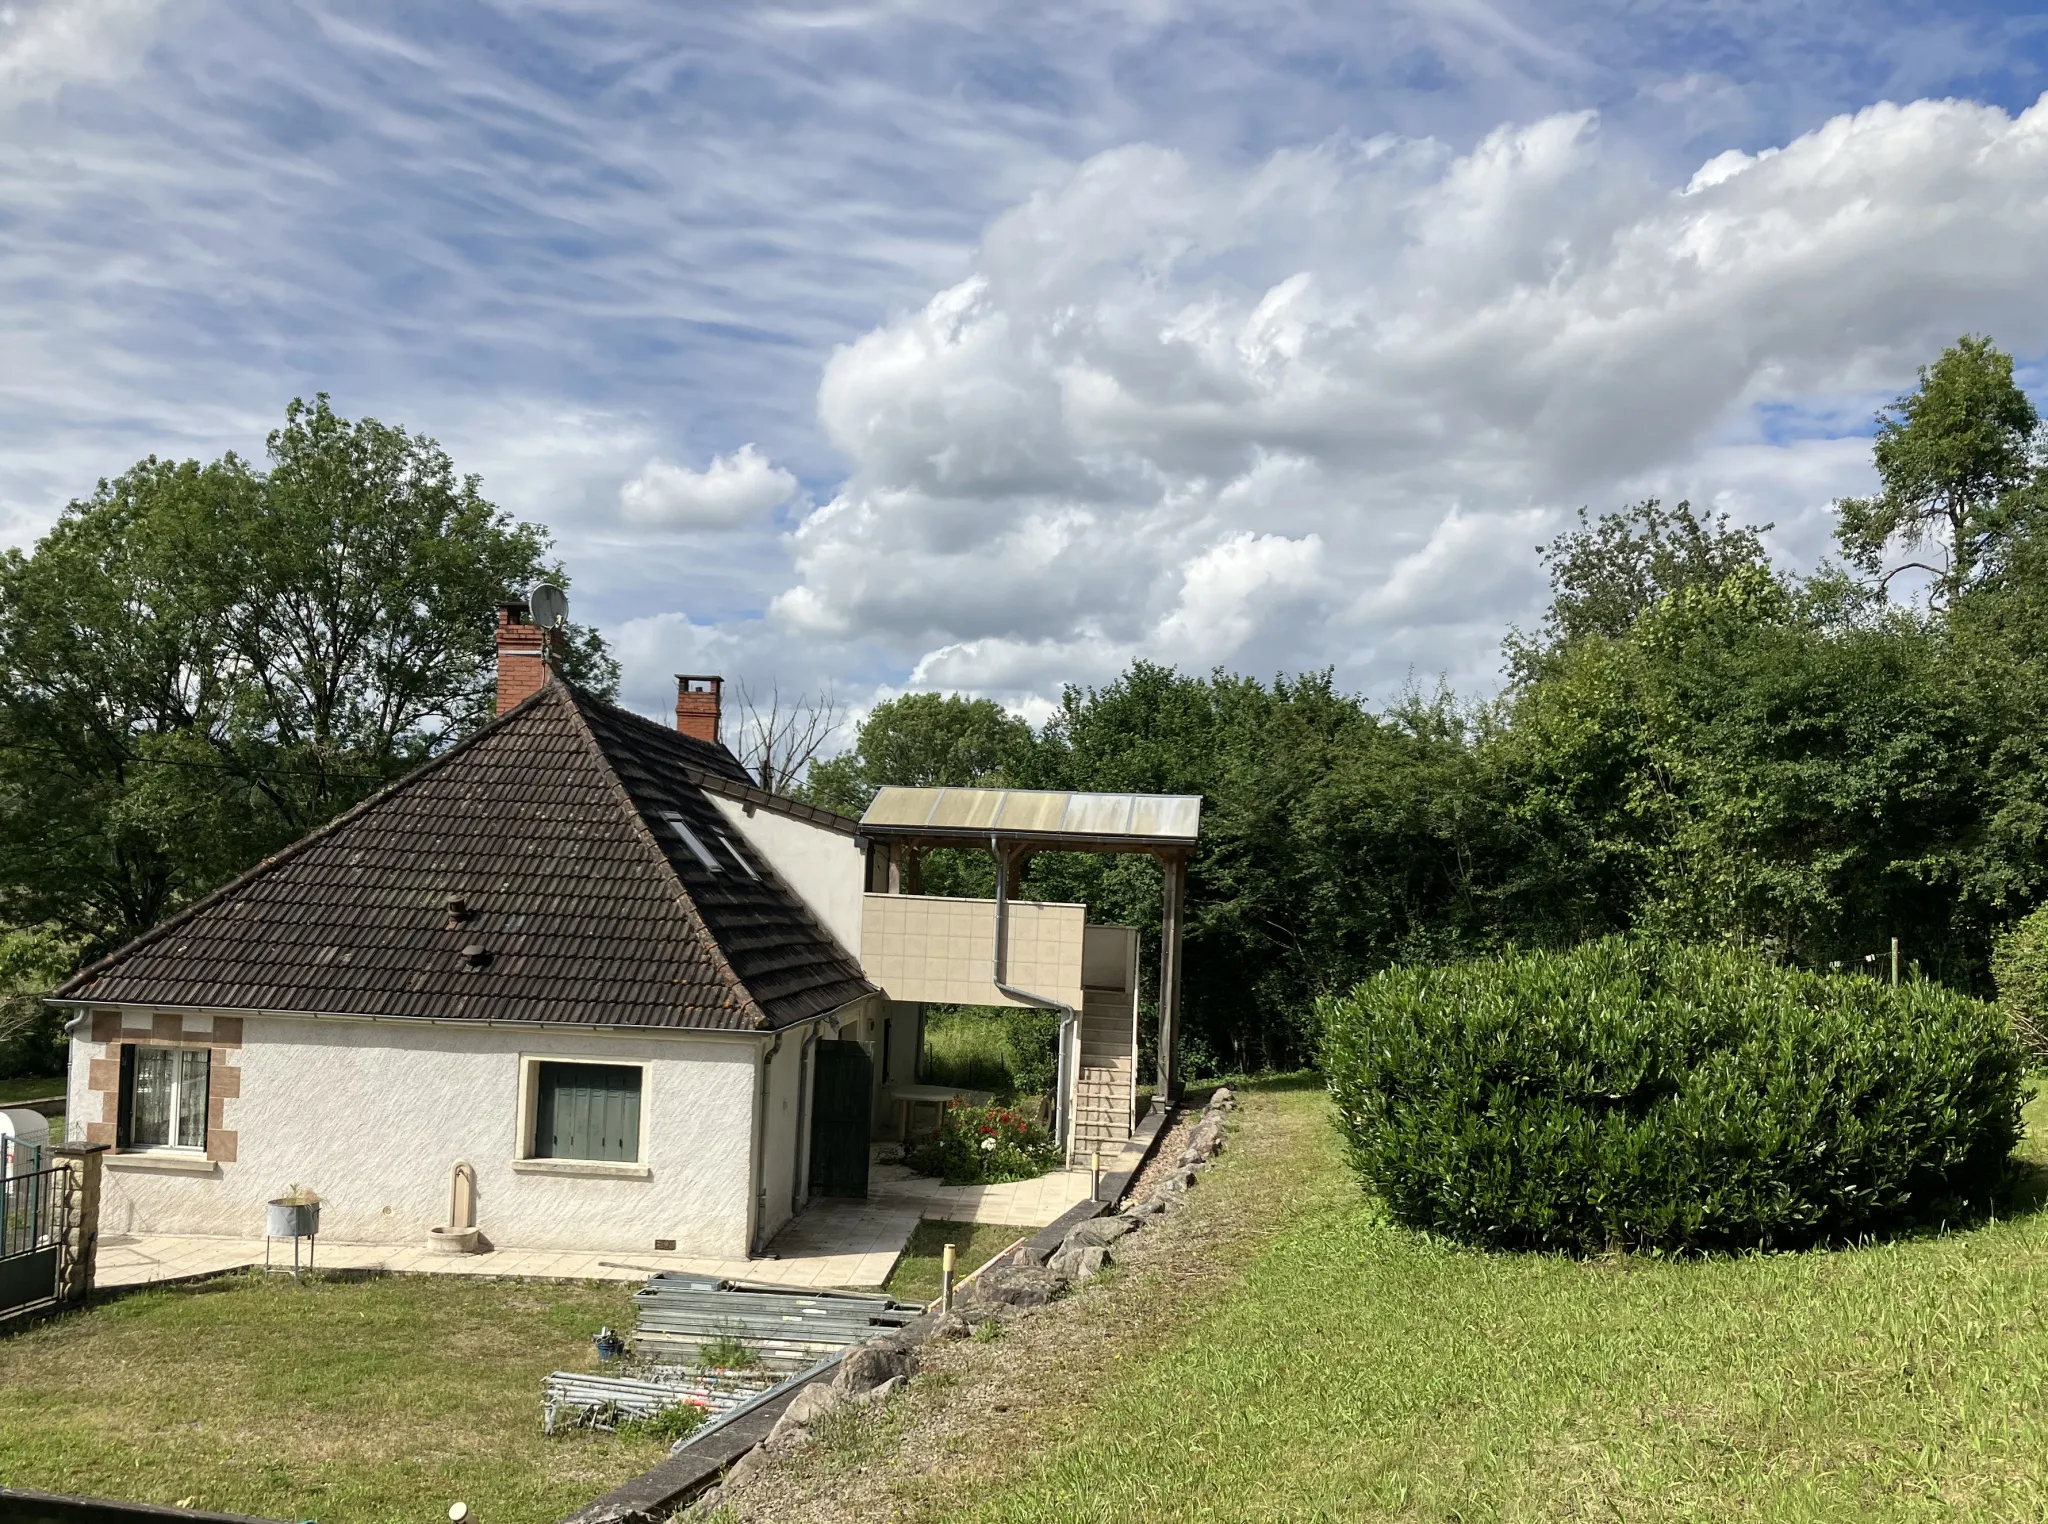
xmin=709 ymin=798 xmax=866 ymax=955
xmin=757 ymin=1027 xmax=805 ymax=1245
xmin=72 ymin=1016 xmax=763 ymax=1256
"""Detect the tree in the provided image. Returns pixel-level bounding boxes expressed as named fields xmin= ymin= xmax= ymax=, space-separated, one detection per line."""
xmin=0 ymin=396 xmax=613 ymax=952
xmin=731 ymin=682 xmax=841 ymax=795
xmin=1521 ymin=497 xmax=1772 ymax=658
xmin=1835 ymin=334 xmax=2041 ymax=602
xmin=802 ymin=692 xmax=1035 ymax=816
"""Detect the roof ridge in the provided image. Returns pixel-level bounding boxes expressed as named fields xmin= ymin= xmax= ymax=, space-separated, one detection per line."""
xmin=681 ymin=766 xmax=861 ymax=835
xmin=565 ymin=684 xmax=752 ymax=780
xmin=559 ymin=689 xmax=775 ymax=1031
xmin=54 ymin=681 xmax=576 ymax=1001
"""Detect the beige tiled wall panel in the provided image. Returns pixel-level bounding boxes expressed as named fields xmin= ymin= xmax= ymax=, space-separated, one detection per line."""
xmin=861 ymin=894 xmax=1085 ymax=1009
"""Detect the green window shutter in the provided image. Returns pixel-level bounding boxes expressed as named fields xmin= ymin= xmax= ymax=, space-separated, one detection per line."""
xmin=116 ymin=1044 xmax=136 ymax=1150
xmin=535 ymin=1063 xmax=642 ymax=1162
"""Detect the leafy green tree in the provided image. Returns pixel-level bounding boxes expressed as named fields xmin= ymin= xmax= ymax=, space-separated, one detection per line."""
xmin=1836 ymin=335 xmax=2041 ymax=601
xmin=0 ymin=927 xmax=81 ymax=1078
xmin=0 ymin=396 xmax=613 ymax=953
xmin=1525 ymin=497 xmax=1773 ymax=651
xmin=801 ymin=691 xmax=1034 ymax=816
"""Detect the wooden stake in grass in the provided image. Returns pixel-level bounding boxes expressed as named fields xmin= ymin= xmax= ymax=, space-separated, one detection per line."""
xmin=1892 ymin=937 xmax=1901 ymax=986
xmin=941 ymin=1242 xmax=957 ymax=1313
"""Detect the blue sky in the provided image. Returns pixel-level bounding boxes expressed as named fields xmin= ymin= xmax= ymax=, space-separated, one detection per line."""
xmin=7 ymin=1 xmax=2048 ymax=726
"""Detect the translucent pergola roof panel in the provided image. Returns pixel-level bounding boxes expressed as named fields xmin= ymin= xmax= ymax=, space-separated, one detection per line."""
xmin=860 ymin=787 xmax=1201 ymax=848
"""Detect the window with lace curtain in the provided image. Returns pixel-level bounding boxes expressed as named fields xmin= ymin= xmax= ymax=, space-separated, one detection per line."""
xmin=117 ymin=1046 xmax=210 ymax=1151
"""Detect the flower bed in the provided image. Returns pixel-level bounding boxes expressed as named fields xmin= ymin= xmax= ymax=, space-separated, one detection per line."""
xmin=906 ymin=1099 xmax=1064 ymax=1185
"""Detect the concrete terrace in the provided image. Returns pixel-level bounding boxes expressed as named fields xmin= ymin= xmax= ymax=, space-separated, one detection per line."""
xmin=95 ymin=1154 xmax=1119 ymax=1294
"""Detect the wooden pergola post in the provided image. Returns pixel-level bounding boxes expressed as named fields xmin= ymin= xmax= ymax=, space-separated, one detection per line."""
xmin=1156 ymin=851 xmax=1187 ymax=1104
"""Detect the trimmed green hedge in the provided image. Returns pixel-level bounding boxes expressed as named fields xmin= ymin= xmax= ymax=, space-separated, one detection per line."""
xmin=1321 ymin=938 xmax=2027 ymax=1254
xmin=1993 ymin=904 xmax=2048 ymax=1064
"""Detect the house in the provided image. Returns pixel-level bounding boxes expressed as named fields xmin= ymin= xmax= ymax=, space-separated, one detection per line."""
xmin=52 ymin=602 xmax=1197 ymax=1260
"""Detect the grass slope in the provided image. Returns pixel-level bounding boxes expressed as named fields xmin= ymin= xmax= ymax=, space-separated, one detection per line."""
xmin=0 ymin=1073 xmax=64 ymax=1105
xmin=0 ymin=1271 xmax=663 ymax=1522
xmin=947 ymin=1081 xmax=2048 ymax=1523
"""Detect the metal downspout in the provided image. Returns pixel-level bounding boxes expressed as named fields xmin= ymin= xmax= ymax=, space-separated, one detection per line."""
xmin=749 ymin=1030 xmax=785 ymax=1256
xmin=990 ymin=834 xmax=1079 ymax=1157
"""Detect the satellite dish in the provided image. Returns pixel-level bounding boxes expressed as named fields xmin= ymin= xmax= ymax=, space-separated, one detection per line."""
xmin=528 ymin=584 xmax=569 ymax=629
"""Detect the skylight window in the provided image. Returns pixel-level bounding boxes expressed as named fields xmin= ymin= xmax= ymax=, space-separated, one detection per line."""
xmin=719 ymin=833 xmax=760 ymax=880
xmin=660 ymin=812 xmax=722 ymax=873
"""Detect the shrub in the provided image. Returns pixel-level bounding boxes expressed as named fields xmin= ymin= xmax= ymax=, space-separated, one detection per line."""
xmin=1992 ymin=905 xmax=2048 ymax=1064
xmin=906 ymin=1099 xmax=1064 ymax=1185
xmin=1321 ymin=937 xmax=2027 ymax=1255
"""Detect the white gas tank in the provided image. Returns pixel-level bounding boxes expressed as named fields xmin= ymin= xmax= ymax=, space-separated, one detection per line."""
xmin=0 ymin=1107 xmax=52 ymax=1176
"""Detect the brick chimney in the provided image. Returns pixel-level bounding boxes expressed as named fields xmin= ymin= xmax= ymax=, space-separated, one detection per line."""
xmin=675 ymin=675 xmax=723 ymax=744
xmin=495 ymin=602 xmax=562 ymax=715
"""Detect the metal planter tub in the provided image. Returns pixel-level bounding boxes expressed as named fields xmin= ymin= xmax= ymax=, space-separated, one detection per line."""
xmin=266 ymin=1198 xmax=320 ymax=1239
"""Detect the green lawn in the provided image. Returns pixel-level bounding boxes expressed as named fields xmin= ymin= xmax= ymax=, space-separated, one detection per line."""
xmin=885 ymin=1219 xmax=1035 ymax=1306
xmin=0 ymin=1271 xmax=666 ymax=1523
xmin=0 ymin=1072 xmax=64 ymax=1105
xmin=946 ymin=1079 xmax=2048 ymax=1522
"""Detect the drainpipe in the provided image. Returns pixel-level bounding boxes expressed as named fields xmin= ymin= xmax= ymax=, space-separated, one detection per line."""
xmin=990 ymin=834 xmax=1079 ymax=1158
xmin=748 ymin=1030 xmax=784 ymax=1256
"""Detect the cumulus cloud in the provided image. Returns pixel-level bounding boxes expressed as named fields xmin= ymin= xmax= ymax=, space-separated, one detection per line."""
xmin=767 ymin=94 xmax=2048 ymax=702
xmin=620 ymin=444 xmax=801 ymax=529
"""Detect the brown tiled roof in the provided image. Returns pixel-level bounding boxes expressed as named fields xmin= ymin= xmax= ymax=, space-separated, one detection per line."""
xmin=54 ymin=682 xmax=874 ymax=1031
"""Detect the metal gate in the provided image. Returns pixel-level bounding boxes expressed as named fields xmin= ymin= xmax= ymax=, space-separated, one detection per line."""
xmin=0 ymin=1163 xmax=66 ymax=1314
xmin=807 ymin=1040 xmax=873 ymax=1199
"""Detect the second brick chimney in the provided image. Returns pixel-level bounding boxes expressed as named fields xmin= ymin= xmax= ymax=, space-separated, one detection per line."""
xmin=676 ymin=675 xmax=722 ymax=744
xmin=496 ymin=602 xmax=563 ymax=715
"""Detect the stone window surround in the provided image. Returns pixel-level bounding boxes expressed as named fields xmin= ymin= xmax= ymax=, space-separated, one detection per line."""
xmin=84 ymin=1009 xmax=242 ymax=1165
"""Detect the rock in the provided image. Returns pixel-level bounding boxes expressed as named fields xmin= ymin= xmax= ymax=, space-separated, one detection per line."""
xmin=1179 ymin=1119 xmax=1225 ymax=1166
xmin=723 ymin=1446 xmax=767 ymax=1485
xmin=1210 ymin=1085 xmax=1236 ymax=1110
xmin=839 ymin=1343 xmax=921 ymax=1392
xmin=835 ymin=1339 xmax=916 ymax=1395
xmin=889 ymin=1309 xmax=948 ymax=1344
xmin=1063 ymin=1214 xmax=1138 ymax=1251
xmin=1048 ymin=1243 xmax=1111 ymax=1282
xmin=1122 ymin=1195 xmax=1168 ymax=1219
xmin=1006 ymin=1239 xmax=1054 ymax=1269
xmin=766 ymin=1380 xmax=846 ymax=1444
xmin=930 ymin=1311 xmax=973 ymax=1341
xmin=969 ymin=1265 xmax=1063 ymax=1309
xmin=848 ymin=1374 xmax=903 ymax=1408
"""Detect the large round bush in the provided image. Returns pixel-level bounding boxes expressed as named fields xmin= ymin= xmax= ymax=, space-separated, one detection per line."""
xmin=1321 ymin=938 xmax=2027 ymax=1254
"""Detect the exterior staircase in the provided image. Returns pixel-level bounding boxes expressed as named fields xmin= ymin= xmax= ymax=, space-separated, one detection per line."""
xmin=1071 ymin=985 xmax=1137 ymax=1160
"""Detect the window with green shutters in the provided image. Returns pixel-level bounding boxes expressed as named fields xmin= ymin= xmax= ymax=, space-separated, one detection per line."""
xmin=532 ymin=1062 xmax=643 ymax=1162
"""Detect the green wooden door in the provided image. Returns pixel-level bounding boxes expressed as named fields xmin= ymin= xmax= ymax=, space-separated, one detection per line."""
xmin=808 ymin=1041 xmax=873 ymax=1198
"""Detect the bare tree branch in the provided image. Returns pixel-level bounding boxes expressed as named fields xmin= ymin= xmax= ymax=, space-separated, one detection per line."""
xmin=731 ymin=681 xmax=841 ymax=795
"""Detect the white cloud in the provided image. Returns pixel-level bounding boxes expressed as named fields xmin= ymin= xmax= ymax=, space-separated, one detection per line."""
xmin=0 ymin=0 xmax=160 ymax=111
xmin=620 ymin=445 xmax=800 ymax=529
xmin=766 ymin=94 xmax=2048 ymax=704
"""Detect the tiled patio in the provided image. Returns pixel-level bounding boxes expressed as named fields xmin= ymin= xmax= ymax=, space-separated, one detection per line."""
xmin=93 ymin=1230 xmax=905 ymax=1293
xmin=93 ymin=1148 xmax=1129 ymax=1295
